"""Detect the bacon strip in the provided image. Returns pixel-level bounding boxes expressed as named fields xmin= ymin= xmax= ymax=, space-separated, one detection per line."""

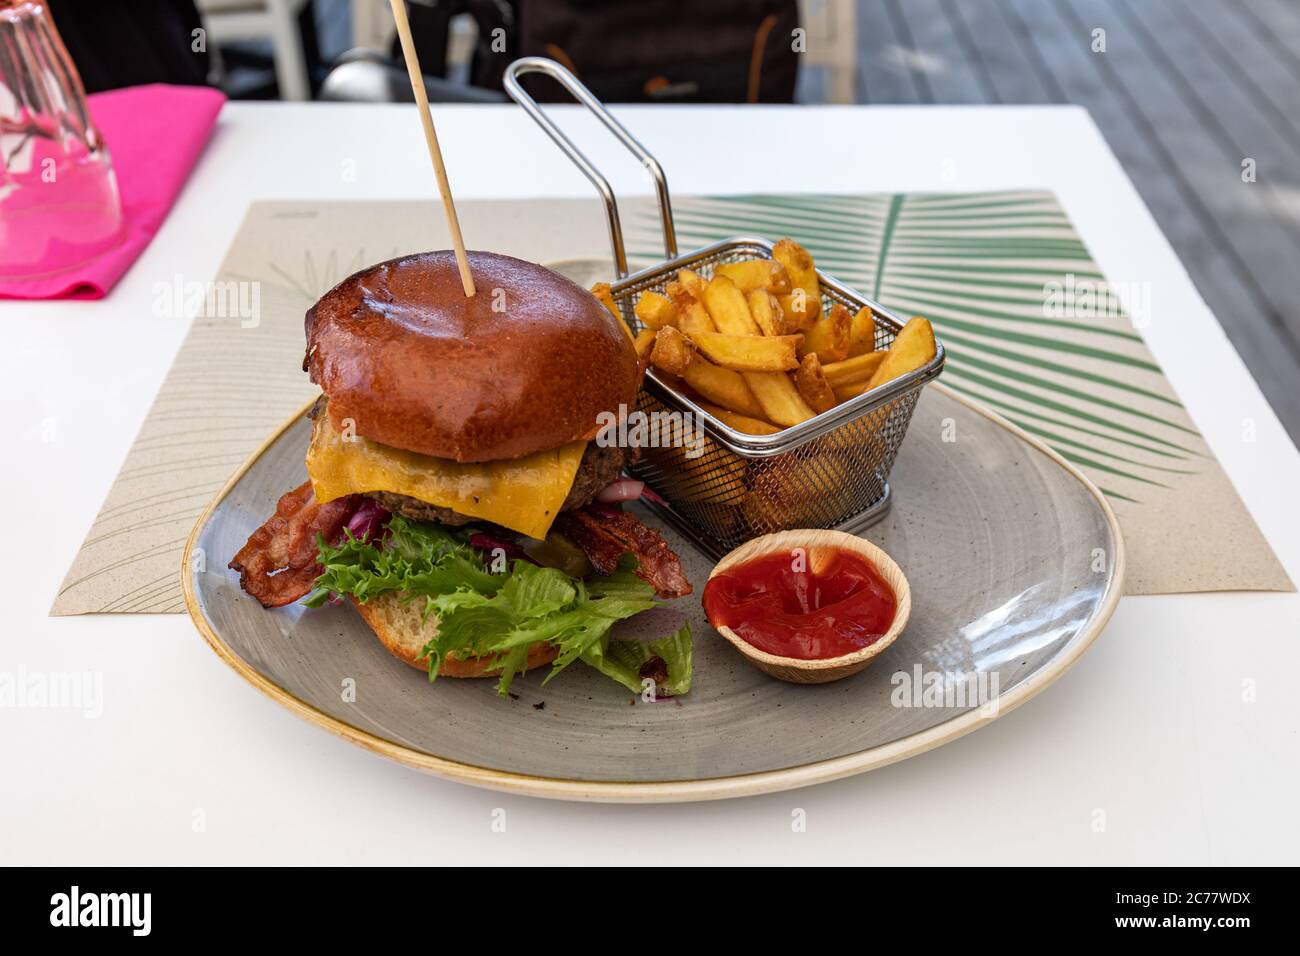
xmin=556 ymin=507 xmax=693 ymax=599
xmin=229 ymin=481 xmax=359 ymax=608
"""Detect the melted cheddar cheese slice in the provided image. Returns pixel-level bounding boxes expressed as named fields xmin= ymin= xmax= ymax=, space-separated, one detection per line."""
xmin=306 ymin=414 xmax=584 ymax=540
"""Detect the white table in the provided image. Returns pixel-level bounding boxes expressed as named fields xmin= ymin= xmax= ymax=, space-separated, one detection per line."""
xmin=5 ymin=103 xmax=1297 ymax=865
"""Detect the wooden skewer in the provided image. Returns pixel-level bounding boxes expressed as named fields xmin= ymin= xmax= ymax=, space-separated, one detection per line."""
xmin=387 ymin=0 xmax=475 ymax=297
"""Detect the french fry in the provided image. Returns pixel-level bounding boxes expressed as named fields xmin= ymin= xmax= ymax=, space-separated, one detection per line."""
xmin=832 ymin=379 xmax=875 ymax=404
xmin=688 ymin=330 xmax=802 ymax=372
xmin=773 ymin=238 xmax=821 ymax=326
xmin=682 ymin=357 xmax=767 ymax=419
xmin=846 ymin=306 xmax=877 ymax=357
xmin=678 ymin=304 xmax=715 ymax=337
xmin=649 ymin=325 xmax=694 ymax=377
xmin=743 ymin=455 xmax=852 ymax=530
xmin=634 ymin=291 xmax=678 ymax=330
xmin=590 ymin=281 xmax=618 ymax=316
xmin=742 ymin=371 xmax=815 ymax=427
xmin=714 ymin=258 xmax=791 ymax=294
xmin=793 ymin=354 xmax=837 ymax=414
xmin=665 ymin=280 xmax=716 ymax=335
xmin=664 ymin=280 xmax=691 ymax=309
xmin=677 ymin=268 xmax=705 ymax=297
xmin=702 ymin=275 xmax=760 ymax=335
xmin=644 ymin=408 xmax=748 ymax=520
xmin=822 ymin=350 xmax=887 ymax=388
xmin=798 ymin=302 xmax=851 ymax=363
xmin=608 ymin=242 xmax=920 ymax=453
xmin=696 ymin=401 xmax=782 ymax=435
xmin=777 ymin=293 xmax=807 ymax=331
xmin=746 ymin=289 xmax=789 ymax=337
xmin=590 ymin=282 xmax=633 ymax=342
xmin=866 ymin=316 xmax=938 ymax=390
xmin=633 ymin=327 xmax=657 ymax=364
xmin=650 ymin=438 xmax=748 ymax=507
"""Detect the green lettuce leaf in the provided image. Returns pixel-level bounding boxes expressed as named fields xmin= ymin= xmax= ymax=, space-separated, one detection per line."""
xmin=580 ymin=621 xmax=693 ymax=698
xmin=304 ymin=514 xmax=503 ymax=607
xmin=306 ymin=516 xmax=692 ymax=697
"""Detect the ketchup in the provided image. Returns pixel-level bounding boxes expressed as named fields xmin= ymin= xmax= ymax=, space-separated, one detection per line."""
xmin=702 ymin=548 xmax=897 ymax=660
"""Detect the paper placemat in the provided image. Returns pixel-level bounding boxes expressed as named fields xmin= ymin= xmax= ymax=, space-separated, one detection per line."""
xmin=51 ymin=194 xmax=1291 ymax=614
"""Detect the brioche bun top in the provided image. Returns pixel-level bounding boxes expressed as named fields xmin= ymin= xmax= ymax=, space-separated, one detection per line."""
xmin=304 ymin=250 xmax=638 ymax=462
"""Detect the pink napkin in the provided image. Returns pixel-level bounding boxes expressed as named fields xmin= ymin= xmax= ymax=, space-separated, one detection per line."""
xmin=0 ymin=83 xmax=226 ymax=300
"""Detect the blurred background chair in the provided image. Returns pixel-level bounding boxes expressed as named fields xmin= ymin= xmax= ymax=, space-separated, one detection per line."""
xmin=197 ymin=0 xmax=315 ymax=99
xmin=797 ymin=0 xmax=856 ymax=103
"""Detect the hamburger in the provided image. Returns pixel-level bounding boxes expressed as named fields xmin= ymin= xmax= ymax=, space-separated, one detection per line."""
xmin=230 ymin=250 xmax=693 ymax=696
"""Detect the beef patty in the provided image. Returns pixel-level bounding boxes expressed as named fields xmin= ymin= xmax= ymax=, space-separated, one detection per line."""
xmin=365 ymin=442 xmax=627 ymax=528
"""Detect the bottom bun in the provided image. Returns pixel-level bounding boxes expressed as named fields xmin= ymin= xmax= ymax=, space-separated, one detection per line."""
xmin=351 ymin=593 xmax=558 ymax=678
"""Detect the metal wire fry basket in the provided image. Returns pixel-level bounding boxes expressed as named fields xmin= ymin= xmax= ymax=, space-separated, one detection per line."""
xmin=504 ymin=58 xmax=945 ymax=559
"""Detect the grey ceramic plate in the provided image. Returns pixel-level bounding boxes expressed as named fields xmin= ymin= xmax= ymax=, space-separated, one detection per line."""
xmin=183 ymin=383 xmax=1124 ymax=802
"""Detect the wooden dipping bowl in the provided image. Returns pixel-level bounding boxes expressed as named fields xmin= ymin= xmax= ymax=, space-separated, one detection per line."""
xmin=706 ymin=529 xmax=912 ymax=684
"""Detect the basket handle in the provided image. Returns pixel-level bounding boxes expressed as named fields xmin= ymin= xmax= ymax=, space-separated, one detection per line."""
xmin=503 ymin=57 xmax=677 ymax=279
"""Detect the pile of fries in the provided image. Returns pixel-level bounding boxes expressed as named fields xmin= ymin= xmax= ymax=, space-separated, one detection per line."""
xmin=593 ymin=239 xmax=938 ymax=436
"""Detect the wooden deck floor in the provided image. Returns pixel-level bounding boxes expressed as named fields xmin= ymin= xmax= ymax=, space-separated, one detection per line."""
xmin=806 ymin=0 xmax=1300 ymax=446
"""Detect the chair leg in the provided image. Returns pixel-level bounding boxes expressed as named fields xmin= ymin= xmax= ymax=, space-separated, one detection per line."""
xmin=352 ymin=0 xmax=392 ymax=51
xmin=267 ymin=0 xmax=312 ymax=100
xmin=830 ymin=65 xmax=856 ymax=104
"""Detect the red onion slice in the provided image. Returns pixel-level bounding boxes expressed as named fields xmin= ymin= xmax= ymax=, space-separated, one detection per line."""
xmin=343 ymin=499 xmax=390 ymax=544
xmin=596 ymin=478 xmax=646 ymax=503
xmin=639 ymin=484 xmax=669 ymax=508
